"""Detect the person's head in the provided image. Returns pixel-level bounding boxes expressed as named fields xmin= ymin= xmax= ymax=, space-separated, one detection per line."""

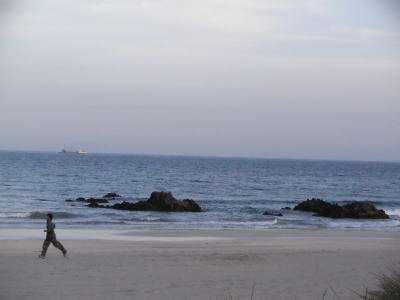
xmin=46 ymin=213 xmax=53 ymax=221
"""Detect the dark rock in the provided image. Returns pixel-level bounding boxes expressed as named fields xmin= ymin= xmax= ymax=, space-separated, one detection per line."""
xmin=146 ymin=192 xmax=201 ymax=212
xmin=87 ymin=198 xmax=109 ymax=204
xmin=74 ymin=197 xmax=109 ymax=204
xmin=314 ymin=203 xmax=343 ymax=218
xmin=65 ymin=199 xmax=74 ymax=202
xmin=87 ymin=202 xmax=105 ymax=208
xmin=263 ymin=211 xmax=283 ymax=217
xmin=181 ymin=199 xmax=202 ymax=212
xmin=294 ymin=198 xmax=333 ymax=215
xmin=281 ymin=207 xmax=291 ymax=210
xmin=294 ymin=198 xmax=389 ymax=219
xmin=340 ymin=202 xmax=389 ymax=219
xmin=92 ymin=200 xmax=152 ymax=210
xmin=88 ymin=191 xmax=202 ymax=212
xmin=103 ymin=193 xmax=121 ymax=198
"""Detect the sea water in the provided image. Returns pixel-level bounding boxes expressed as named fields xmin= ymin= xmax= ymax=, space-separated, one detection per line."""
xmin=0 ymin=151 xmax=399 ymax=230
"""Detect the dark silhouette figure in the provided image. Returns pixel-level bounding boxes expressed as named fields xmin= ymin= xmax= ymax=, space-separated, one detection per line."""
xmin=38 ymin=213 xmax=68 ymax=258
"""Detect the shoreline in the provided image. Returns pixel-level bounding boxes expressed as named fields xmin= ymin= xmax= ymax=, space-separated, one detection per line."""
xmin=1 ymin=227 xmax=399 ymax=241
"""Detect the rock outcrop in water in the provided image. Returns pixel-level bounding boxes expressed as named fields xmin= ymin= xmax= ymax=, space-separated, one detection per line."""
xmin=294 ymin=198 xmax=334 ymax=214
xmin=340 ymin=202 xmax=389 ymax=219
xmin=263 ymin=211 xmax=283 ymax=217
xmin=65 ymin=193 xmax=121 ymax=204
xmin=293 ymin=198 xmax=389 ymax=219
xmin=66 ymin=197 xmax=109 ymax=204
xmin=103 ymin=193 xmax=121 ymax=198
xmin=88 ymin=191 xmax=202 ymax=212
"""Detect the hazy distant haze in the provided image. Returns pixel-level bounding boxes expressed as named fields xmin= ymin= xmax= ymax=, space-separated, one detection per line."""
xmin=0 ymin=0 xmax=399 ymax=161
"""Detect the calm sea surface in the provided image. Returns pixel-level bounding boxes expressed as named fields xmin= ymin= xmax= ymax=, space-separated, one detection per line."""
xmin=0 ymin=151 xmax=399 ymax=230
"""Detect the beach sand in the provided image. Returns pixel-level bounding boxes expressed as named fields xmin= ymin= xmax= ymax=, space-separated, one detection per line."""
xmin=0 ymin=229 xmax=399 ymax=300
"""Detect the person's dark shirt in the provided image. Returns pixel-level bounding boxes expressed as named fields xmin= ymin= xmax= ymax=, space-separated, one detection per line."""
xmin=46 ymin=219 xmax=56 ymax=241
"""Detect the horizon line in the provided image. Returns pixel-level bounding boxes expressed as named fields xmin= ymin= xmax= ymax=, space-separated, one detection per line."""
xmin=0 ymin=148 xmax=399 ymax=164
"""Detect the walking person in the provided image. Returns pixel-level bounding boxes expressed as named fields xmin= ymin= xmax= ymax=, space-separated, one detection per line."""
xmin=38 ymin=213 xmax=68 ymax=259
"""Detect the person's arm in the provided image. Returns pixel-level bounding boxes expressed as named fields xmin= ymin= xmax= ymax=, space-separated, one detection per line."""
xmin=46 ymin=222 xmax=55 ymax=233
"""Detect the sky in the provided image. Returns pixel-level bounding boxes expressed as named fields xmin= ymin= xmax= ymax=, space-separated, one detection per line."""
xmin=0 ymin=0 xmax=399 ymax=161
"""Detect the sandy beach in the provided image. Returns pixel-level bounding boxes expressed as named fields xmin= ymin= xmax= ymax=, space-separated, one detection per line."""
xmin=0 ymin=229 xmax=399 ymax=300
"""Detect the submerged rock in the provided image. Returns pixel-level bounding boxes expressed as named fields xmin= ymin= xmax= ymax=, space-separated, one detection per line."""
xmin=281 ymin=207 xmax=291 ymax=210
xmin=263 ymin=211 xmax=283 ymax=217
xmin=294 ymin=198 xmax=389 ymax=219
xmin=103 ymin=193 xmax=121 ymax=198
xmin=86 ymin=198 xmax=109 ymax=204
xmin=89 ymin=191 xmax=202 ymax=212
xmin=66 ymin=197 xmax=109 ymax=204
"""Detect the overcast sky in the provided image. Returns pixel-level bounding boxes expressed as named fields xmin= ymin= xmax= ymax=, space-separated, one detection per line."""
xmin=0 ymin=0 xmax=399 ymax=161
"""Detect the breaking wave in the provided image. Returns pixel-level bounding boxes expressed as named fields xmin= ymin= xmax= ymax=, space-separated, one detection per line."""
xmin=0 ymin=211 xmax=78 ymax=219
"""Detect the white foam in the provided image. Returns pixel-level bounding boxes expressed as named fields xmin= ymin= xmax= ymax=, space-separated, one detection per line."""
xmin=0 ymin=212 xmax=30 ymax=218
xmin=385 ymin=208 xmax=400 ymax=216
xmin=137 ymin=217 xmax=162 ymax=221
xmin=0 ymin=229 xmax=230 ymax=242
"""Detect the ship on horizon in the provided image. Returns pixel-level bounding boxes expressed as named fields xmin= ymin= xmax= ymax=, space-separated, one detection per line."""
xmin=59 ymin=148 xmax=88 ymax=154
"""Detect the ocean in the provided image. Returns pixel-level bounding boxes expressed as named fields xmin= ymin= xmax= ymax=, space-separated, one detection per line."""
xmin=0 ymin=151 xmax=399 ymax=230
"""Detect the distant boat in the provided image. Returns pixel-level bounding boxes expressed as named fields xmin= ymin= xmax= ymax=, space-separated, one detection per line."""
xmin=59 ymin=148 xmax=88 ymax=154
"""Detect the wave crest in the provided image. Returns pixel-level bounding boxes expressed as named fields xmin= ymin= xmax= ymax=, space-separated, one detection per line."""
xmin=385 ymin=208 xmax=400 ymax=217
xmin=0 ymin=211 xmax=78 ymax=219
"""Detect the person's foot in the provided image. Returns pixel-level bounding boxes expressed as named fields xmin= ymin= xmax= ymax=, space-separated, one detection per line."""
xmin=38 ymin=255 xmax=45 ymax=259
xmin=63 ymin=250 xmax=69 ymax=259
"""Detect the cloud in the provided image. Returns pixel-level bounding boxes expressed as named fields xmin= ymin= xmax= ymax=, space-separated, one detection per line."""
xmin=252 ymin=56 xmax=400 ymax=69
xmin=0 ymin=0 xmax=353 ymax=45
xmin=84 ymin=0 xmax=332 ymax=35
xmin=302 ymin=0 xmax=330 ymax=15
xmin=85 ymin=0 xmax=285 ymax=37
xmin=1 ymin=0 xmax=399 ymax=75
xmin=85 ymin=0 xmax=328 ymax=16
xmin=330 ymin=25 xmax=400 ymax=40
